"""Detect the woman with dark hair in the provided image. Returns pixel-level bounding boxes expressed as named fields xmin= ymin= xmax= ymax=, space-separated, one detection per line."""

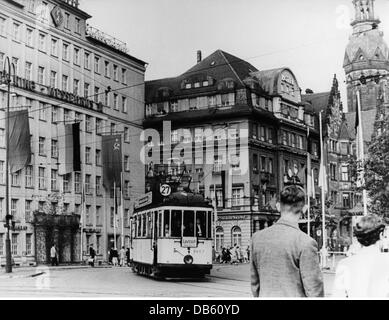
xmin=333 ymin=215 xmax=389 ymax=298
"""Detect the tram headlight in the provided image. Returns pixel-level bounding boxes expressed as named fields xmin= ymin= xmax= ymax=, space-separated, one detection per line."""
xmin=184 ymin=255 xmax=194 ymax=265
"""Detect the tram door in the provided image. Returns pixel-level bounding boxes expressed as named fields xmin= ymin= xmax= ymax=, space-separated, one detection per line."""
xmin=153 ymin=211 xmax=158 ymax=265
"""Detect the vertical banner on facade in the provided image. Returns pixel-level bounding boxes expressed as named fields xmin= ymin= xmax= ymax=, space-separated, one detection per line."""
xmin=58 ymin=123 xmax=81 ymax=175
xmin=221 ymin=170 xmax=226 ymax=209
xmin=102 ymin=135 xmax=122 ymax=190
xmin=9 ymin=110 xmax=31 ymax=173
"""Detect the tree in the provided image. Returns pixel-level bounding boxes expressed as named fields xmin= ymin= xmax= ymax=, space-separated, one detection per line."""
xmin=363 ymin=106 xmax=389 ymax=220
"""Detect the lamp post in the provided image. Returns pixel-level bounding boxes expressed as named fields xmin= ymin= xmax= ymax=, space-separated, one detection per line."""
xmin=2 ymin=56 xmax=16 ymax=273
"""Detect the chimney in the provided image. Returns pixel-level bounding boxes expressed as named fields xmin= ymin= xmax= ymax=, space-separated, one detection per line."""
xmin=305 ymin=89 xmax=314 ymax=95
xmin=197 ymin=50 xmax=202 ymax=63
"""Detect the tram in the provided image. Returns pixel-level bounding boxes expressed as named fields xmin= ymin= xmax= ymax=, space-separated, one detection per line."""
xmin=130 ymin=192 xmax=214 ymax=279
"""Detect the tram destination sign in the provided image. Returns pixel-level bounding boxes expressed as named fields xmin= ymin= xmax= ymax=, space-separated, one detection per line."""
xmin=182 ymin=237 xmax=197 ymax=248
xmin=134 ymin=192 xmax=153 ymax=209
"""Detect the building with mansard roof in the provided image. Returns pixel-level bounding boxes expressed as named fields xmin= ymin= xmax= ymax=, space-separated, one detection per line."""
xmin=144 ymin=49 xmax=322 ymax=253
xmin=0 ymin=0 xmax=146 ymax=266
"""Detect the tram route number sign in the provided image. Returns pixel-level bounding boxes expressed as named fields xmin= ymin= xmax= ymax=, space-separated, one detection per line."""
xmin=134 ymin=192 xmax=153 ymax=209
xmin=182 ymin=237 xmax=198 ymax=248
xmin=160 ymin=184 xmax=172 ymax=197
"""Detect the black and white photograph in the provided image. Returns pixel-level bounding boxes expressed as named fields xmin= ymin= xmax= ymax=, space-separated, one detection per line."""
xmin=0 ymin=0 xmax=389 ymax=306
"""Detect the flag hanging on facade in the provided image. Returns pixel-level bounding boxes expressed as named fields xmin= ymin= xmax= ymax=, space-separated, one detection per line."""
xmin=9 ymin=110 xmax=31 ymax=174
xmin=102 ymin=135 xmax=122 ymax=190
xmin=318 ymin=162 xmax=328 ymax=194
xmin=58 ymin=123 xmax=81 ymax=175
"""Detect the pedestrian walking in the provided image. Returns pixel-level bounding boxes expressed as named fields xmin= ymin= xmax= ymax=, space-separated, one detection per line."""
xmin=112 ymin=248 xmax=119 ymax=266
xmin=246 ymin=245 xmax=250 ymax=262
xmin=89 ymin=246 xmax=96 ymax=267
xmin=119 ymin=246 xmax=126 ymax=267
xmin=333 ymin=215 xmax=389 ymax=298
xmin=50 ymin=244 xmax=58 ymax=266
xmin=251 ymin=185 xmax=324 ymax=297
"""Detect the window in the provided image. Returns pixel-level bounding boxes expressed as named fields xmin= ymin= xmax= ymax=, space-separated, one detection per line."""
xmin=85 ymin=147 xmax=91 ymax=164
xmin=221 ymin=93 xmax=234 ymax=106
xmin=86 ymin=206 xmax=91 ymax=225
xmin=124 ymin=127 xmax=130 ymax=143
xmin=232 ymin=188 xmax=243 ymax=206
xmin=73 ymin=79 xmax=79 ymax=95
xmin=84 ymin=82 xmax=90 ymax=98
xmin=110 ymin=207 xmax=114 ymax=228
xmin=25 ymin=166 xmax=33 ymax=188
xmin=13 ymin=22 xmax=20 ymax=41
xmin=51 ymin=38 xmax=58 ymax=56
xmin=85 ymin=116 xmax=92 ymax=133
xmin=11 ymin=234 xmax=18 ymax=256
xmin=64 ymin=13 xmax=70 ymax=29
xmin=113 ymin=65 xmax=118 ymax=81
xmin=261 ymin=156 xmax=266 ymax=172
xmin=38 ymin=66 xmax=45 ymax=85
xmin=50 ymin=71 xmax=57 ymax=88
xmin=96 ymin=119 xmax=103 ymax=135
xmin=50 ymin=139 xmax=58 ymax=158
xmin=342 ymin=193 xmax=351 ymax=208
xmin=231 ymin=226 xmax=242 ymax=247
xmin=297 ymin=135 xmax=304 ymax=149
xmin=122 ymin=97 xmax=128 ymax=113
xmin=75 ymin=18 xmax=81 ymax=34
xmin=0 ymin=234 xmax=3 ymax=256
xmin=62 ymin=75 xmax=69 ymax=91
xmin=121 ymin=68 xmax=127 ymax=84
xmin=39 ymin=137 xmax=45 ymax=155
xmin=63 ymin=43 xmax=70 ymax=61
xmin=75 ymin=173 xmax=81 ymax=193
xmin=51 ymin=107 xmax=58 ymax=123
xmin=64 ymin=109 xmax=71 ymax=122
xmin=12 ymin=171 xmax=21 ymax=187
xmin=94 ymin=87 xmax=100 ymax=103
xmin=26 ymin=234 xmax=32 ymax=255
xmin=330 ymin=163 xmax=337 ymax=181
xmin=0 ymin=129 xmax=4 ymax=148
xmin=85 ymin=175 xmax=92 ymax=194
xmin=94 ymin=56 xmax=100 ymax=73
xmin=268 ymin=158 xmax=274 ymax=174
xmin=84 ymin=52 xmax=90 ymax=69
xmin=74 ymin=47 xmax=80 ymax=65
xmin=113 ymin=94 xmax=119 ymax=110
xmin=215 ymin=227 xmax=224 ymax=251
xmin=96 ymin=176 xmax=102 ymax=196
xmin=95 ymin=149 xmax=102 ymax=166
xmin=124 ymin=155 xmax=130 ymax=172
xmin=0 ymin=161 xmax=4 ymax=184
xmin=124 ymin=181 xmax=130 ymax=198
xmin=25 ymin=200 xmax=32 ymax=223
xmin=38 ymin=33 xmax=46 ymax=51
xmin=51 ymin=169 xmax=58 ymax=191
xmin=96 ymin=206 xmax=102 ymax=226
xmin=11 ymin=199 xmax=18 ymax=219
xmin=341 ymin=165 xmax=349 ymax=181
xmin=110 ymin=123 xmax=116 ymax=134
xmin=25 ymin=62 xmax=32 ymax=80
xmin=171 ymin=210 xmax=182 ymax=237
xmin=0 ymin=17 xmax=6 ymax=37
xmin=104 ymin=61 xmax=110 ymax=77
xmin=63 ymin=173 xmax=71 ymax=193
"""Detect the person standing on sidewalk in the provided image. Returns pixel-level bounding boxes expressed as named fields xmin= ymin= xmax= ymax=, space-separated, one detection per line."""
xmin=89 ymin=246 xmax=96 ymax=267
xmin=119 ymin=246 xmax=126 ymax=267
xmin=50 ymin=244 xmax=58 ymax=266
xmin=251 ymin=185 xmax=324 ymax=297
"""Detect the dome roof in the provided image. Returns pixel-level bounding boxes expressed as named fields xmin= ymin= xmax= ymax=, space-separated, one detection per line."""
xmin=344 ymin=29 xmax=389 ymax=68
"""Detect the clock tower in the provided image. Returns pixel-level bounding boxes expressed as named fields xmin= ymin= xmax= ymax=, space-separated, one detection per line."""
xmin=344 ymin=0 xmax=389 ymax=112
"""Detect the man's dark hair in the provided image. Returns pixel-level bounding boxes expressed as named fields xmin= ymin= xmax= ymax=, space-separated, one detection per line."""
xmin=280 ymin=185 xmax=306 ymax=210
xmin=354 ymin=215 xmax=386 ymax=247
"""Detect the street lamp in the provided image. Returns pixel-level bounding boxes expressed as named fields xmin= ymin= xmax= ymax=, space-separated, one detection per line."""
xmin=2 ymin=56 xmax=16 ymax=273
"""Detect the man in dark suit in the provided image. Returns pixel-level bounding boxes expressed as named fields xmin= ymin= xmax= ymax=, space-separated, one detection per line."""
xmin=251 ymin=185 xmax=324 ymax=297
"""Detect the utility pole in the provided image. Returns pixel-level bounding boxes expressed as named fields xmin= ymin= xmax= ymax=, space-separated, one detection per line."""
xmin=3 ymin=57 xmax=14 ymax=273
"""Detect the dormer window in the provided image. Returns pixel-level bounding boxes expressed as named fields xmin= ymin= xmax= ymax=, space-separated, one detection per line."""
xmin=185 ymin=83 xmax=192 ymax=89
xmin=359 ymin=55 xmax=364 ymax=61
xmin=194 ymin=82 xmax=200 ymax=88
xmin=203 ymin=80 xmax=209 ymax=87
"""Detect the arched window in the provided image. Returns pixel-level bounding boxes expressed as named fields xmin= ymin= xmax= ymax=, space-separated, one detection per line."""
xmin=231 ymin=226 xmax=242 ymax=247
xmin=215 ymin=227 xmax=224 ymax=251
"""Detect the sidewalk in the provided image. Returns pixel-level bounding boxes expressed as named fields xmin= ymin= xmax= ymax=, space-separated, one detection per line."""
xmin=0 ymin=264 xmax=111 ymax=279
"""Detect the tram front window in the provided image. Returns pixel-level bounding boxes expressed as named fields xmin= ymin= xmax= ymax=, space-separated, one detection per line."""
xmin=171 ymin=210 xmax=182 ymax=238
xmin=183 ymin=211 xmax=195 ymax=237
xmin=164 ymin=210 xmax=170 ymax=237
xmin=196 ymin=211 xmax=206 ymax=238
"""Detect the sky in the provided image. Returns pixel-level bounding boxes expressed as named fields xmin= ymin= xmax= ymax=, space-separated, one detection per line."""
xmin=81 ymin=0 xmax=389 ymax=111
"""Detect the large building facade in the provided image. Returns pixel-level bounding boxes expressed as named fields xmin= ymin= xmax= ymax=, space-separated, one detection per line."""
xmin=144 ymin=50 xmax=321 ymax=254
xmin=0 ymin=0 xmax=146 ymax=266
